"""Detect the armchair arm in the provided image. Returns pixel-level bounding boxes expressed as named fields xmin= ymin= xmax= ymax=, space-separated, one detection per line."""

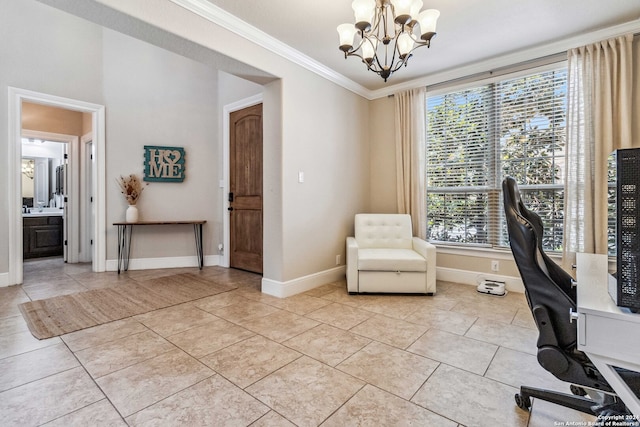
xmin=346 ymin=237 xmax=359 ymax=293
xmin=413 ymin=237 xmax=437 ymax=294
xmin=412 ymin=237 xmax=434 ymax=258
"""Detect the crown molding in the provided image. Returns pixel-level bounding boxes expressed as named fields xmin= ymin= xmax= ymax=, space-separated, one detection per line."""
xmin=369 ymin=18 xmax=640 ymax=99
xmin=167 ymin=1 xmax=640 ymax=101
xmin=168 ymin=0 xmax=373 ymax=98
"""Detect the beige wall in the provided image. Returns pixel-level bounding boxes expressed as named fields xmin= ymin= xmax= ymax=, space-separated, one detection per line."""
xmin=369 ymin=96 xmax=396 ymax=214
xmin=101 ymin=28 xmax=220 ymax=260
xmin=22 ymin=102 xmax=85 ymax=136
xmin=436 ymin=252 xmax=520 ymax=278
xmin=82 ymin=112 xmax=92 ymax=135
xmin=89 ymin=0 xmax=372 ymax=283
xmin=0 ymin=0 xmax=371 ymax=288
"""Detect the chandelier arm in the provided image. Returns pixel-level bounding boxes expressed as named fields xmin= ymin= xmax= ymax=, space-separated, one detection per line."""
xmin=364 ymin=60 xmax=384 ymax=75
xmin=347 ymin=34 xmax=368 ymax=56
xmin=345 ymin=51 xmax=367 ymax=63
xmin=390 ymin=55 xmax=409 ymax=73
xmin=345 ymin=48 xmax=388 ymax=77
xmin=393 ymin=40 xmax=431 ymax=70
xmin=370 ymin=3 xmax=383 ymax=36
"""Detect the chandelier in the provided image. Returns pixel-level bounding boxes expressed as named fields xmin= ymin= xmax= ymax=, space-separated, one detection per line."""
xmin=337 ymin=0 xmax=440 ymax=82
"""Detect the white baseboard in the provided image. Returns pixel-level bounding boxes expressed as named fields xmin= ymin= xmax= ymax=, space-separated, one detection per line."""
xmin=105 ymin=255 xmax=220 ymax=272
xmin=0 ymin=272 xmax=9 ymax=287
xmin=436 ymin=266 xmax=524 ymax=293
xmin=262 ymin=266 xmax=347 ymax=298
xmin=260 ymin=265 xmax=520 ymax=298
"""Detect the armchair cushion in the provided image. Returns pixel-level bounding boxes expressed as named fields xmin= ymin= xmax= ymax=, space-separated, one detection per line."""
xmin=358 ymin=248 xmax=427 ymax=271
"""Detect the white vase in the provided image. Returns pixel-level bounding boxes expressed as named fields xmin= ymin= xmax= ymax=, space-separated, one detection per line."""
xmin=126 ymin=204 xmax=139 ymax=223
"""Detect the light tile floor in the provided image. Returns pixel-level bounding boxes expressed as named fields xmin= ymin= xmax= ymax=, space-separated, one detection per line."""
xmin=0 ymin=257 xmax=597 ymax=426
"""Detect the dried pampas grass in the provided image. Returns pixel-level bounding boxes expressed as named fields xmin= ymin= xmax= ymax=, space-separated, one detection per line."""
xmin=117 ymin=174 xmax=146 ymax=205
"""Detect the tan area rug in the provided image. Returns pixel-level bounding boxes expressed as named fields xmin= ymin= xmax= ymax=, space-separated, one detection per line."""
xmin=19 ymin=273 xmax=237 ymax=340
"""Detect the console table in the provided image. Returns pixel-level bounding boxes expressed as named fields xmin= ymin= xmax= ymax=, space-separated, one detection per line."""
xmin=576 ymin=253 xmax=640 ymax=417
xmin=113 ymin=220 xmax=206 ymax=274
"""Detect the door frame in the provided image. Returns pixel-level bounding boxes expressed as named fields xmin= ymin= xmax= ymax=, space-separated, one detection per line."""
xmin=80 ymin=133 xmax=94 ymax=263
xmin=8 ymin=87 xmax=106 ymax=285
xmin=221 ymin=93 xmax=263 ymax=268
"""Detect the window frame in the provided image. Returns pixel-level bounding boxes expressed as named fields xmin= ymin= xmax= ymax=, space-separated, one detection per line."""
xmin=425 ymin=62 xmax=569 ymax=252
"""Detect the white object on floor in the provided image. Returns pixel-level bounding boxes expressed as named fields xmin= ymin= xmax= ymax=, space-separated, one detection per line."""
xmin=477 ymin=280 xmax=507 ymax=296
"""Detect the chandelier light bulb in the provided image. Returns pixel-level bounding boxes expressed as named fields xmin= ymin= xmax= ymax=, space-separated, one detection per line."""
xmin=397 ymin=32 xmax=414 ymax=58
xmin=390 ymin=0 xmax=413 ymax=24
xmin=352 ymin=0 xmax=376 ymax=31
xmin=417 ymin=9 xmax=440 ymax=41
xmin=362 ymin=37 xmax=378 ymax=63
xmin=337 ymin=23 xmax=358 ymax=52
xmin=409 ymin=0 xmax=423 ymax=20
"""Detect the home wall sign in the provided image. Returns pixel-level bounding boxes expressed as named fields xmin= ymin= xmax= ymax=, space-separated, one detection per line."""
xmin=143 ymin=145 xmax=185 ymax=182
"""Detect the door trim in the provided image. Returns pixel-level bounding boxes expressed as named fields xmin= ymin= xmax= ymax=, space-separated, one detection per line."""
xmin=8 ymin=87 xmax=106 ymax=285
xmin=222 ymin=93 xmax=263 ymax=268
xmin=80 ymin=132 xmax=93 ymax=263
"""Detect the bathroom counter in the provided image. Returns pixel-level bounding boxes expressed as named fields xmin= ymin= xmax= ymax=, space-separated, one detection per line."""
xmin=23 ymin=210 xmax=64 ymax=218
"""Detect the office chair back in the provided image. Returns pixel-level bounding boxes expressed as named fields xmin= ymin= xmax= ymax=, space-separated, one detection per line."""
xmin=502 ymin=177 xmax=612 ymax=392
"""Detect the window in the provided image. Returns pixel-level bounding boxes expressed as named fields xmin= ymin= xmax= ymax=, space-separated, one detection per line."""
xmin=426 ymin=67 xmax=568 ymax=251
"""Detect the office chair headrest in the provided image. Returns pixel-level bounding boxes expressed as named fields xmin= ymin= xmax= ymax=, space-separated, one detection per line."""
xmin=503 ymin=177 xmax=551 ymax=274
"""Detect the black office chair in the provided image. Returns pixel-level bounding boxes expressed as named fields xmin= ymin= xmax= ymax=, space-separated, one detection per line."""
xmin=502 ymin=176 xmax=640 ymax=419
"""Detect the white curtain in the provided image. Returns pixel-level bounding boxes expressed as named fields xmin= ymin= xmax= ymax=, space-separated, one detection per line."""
xmin=394 ymin=88 xmax=427 ymax=238
xmin=563 ymin=34 xmax=634 ymax=268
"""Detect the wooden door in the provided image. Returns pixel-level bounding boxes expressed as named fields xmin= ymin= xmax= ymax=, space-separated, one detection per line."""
xmin=229 ymin=103 xmax=263 ymax=274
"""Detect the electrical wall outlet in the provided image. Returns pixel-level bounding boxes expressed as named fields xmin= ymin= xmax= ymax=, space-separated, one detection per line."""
xmin=336 ymin=254 xmax=341 ymax=265
xmin=491 ymin=260 xmax=499 ymax=272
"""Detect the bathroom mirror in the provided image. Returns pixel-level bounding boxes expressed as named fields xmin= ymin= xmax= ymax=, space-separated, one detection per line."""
xmin=22 ymin=139 xmax=65 ymax=209
xmin=21 ymin=157 xmax=51 ymax=208
xmin=21 ymin=158 xmax=35 ymax=204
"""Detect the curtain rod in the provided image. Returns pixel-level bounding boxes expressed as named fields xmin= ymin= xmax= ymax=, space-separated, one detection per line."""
xmin=386 ymin=51 xmax=565 ymax=98
xmin=426 ymin=52 xmax=567 ymax=92
xmin=389 ymin=32 xmax=639 ymax=96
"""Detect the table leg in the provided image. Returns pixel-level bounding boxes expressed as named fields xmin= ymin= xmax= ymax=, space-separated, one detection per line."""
xmin=117 ymin=224 xmax=133 ymax=274
xmin=117 ymin=225 xmax=123 ymax=274
xmin=124 ymin=225 xmax=132 ymax=271
xmin=194 ymin=223 xmax=204 ymax=269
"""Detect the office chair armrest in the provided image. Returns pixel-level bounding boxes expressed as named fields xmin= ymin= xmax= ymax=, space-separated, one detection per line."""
xmin=532 ymin=304 xmax=560 ymax=348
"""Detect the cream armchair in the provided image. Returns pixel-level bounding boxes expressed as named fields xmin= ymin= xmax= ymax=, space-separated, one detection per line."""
xmin=346 ymin=214 xmax=436 ymax=294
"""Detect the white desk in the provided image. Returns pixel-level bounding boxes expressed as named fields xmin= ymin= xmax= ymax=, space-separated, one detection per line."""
xmin=576 ymin=253 xmax=640 ymax=417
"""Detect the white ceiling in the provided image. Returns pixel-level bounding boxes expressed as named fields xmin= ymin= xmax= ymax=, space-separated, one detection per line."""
xmin=200 ymin=0 xmax=640 ymax=96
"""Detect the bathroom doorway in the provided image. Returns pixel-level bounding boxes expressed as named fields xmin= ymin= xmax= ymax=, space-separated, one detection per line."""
xmin=8 ymin=87 xmax=106 ymax=286
xmin=21 ymin=135 xmax=69 ymax=263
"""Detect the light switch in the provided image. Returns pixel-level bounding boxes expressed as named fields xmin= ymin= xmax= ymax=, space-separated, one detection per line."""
xmin=298 ymin=171 xmax=304 ymax=183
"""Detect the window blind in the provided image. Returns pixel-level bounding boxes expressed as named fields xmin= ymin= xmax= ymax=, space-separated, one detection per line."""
xmin=426 ymin=67 xmax=568 ymax=251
